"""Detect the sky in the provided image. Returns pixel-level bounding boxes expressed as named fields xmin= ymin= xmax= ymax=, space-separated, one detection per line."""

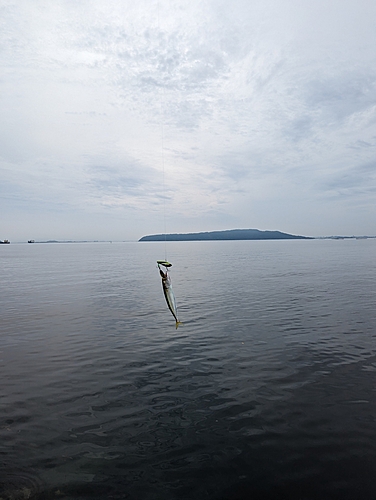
xmin=1 ymin=0 xmax=376 ymax=241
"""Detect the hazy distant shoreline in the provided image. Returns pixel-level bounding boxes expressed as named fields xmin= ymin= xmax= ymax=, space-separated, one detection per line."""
xmin=3 ymin=233 xmax=375 ymax=245
xmin=26 ymin=240 xmax=114 ymax=244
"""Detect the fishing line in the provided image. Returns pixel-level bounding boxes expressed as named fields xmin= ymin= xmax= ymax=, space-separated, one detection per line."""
xmin=161 ymin=88 xmax=167 ymax=262
xmin=158 ymin=0 xmax=168 ymax=262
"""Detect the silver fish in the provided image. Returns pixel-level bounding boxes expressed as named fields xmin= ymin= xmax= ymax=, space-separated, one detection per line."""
xmin=158 ymin=263 xmax=182 ymax=329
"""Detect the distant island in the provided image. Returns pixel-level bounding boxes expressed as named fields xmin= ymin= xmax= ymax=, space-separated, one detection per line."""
xmin=139 ymin=229 xmax=312 ymax=242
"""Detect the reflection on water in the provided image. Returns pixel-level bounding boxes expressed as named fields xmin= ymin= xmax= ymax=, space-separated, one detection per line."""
xmin=1 ymin=240 xmax=376 ymax=499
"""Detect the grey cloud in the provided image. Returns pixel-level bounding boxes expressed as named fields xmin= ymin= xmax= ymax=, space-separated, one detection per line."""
xmin=286 ymin=116 xmax=315 ymax=143
xmin=88 ymin=164 xmax=153 ymax=196
xmin=318 ymin=160 xmax=376 ymax=197
xmin=349 ymin=140 xmax=374 ymax=150
xmin=305 ymin=73 xmax=376 ymax=120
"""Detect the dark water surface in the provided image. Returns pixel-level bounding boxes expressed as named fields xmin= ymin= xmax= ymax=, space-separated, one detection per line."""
xmin=1 ymin=240 xmax=376 ymax=499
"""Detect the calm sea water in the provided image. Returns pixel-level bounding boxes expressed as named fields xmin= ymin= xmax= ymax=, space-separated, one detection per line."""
xmin=1 ymin=239 xmax=376 ymax=500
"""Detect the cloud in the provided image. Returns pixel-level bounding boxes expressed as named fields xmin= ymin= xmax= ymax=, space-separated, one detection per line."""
xmin=1 ymin=0 xmax=376 ymax=239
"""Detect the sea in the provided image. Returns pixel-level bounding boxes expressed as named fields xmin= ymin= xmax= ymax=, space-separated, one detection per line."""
xmin=1 ymin=239 xmax=376 ymax=500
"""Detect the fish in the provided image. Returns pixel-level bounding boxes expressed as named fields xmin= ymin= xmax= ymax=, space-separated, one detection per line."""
xmin=158 ymin=264 xmax=182 ymax=329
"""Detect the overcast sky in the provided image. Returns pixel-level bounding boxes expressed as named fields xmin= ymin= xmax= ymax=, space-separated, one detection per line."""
xmin=1 ymin=0 xmax=376 ymax=241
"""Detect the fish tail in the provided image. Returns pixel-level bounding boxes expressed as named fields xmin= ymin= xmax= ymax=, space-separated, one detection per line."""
xmin=175 ymin=321 xmax=183 ymax=329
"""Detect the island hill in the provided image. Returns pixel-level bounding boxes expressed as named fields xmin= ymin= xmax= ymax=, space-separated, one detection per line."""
xmin=139 ymin=229 xmax=312 ymax=242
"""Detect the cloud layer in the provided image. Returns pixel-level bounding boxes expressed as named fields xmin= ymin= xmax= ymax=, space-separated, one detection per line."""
xmin=1 ymin=0 xmax=376 ymax=240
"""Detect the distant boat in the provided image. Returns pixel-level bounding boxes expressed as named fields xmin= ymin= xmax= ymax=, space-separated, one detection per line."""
xmin=28 ymin=240 xmax=35 ymax=243
xmin=0 ymin=239 xmax=10 ymax=244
